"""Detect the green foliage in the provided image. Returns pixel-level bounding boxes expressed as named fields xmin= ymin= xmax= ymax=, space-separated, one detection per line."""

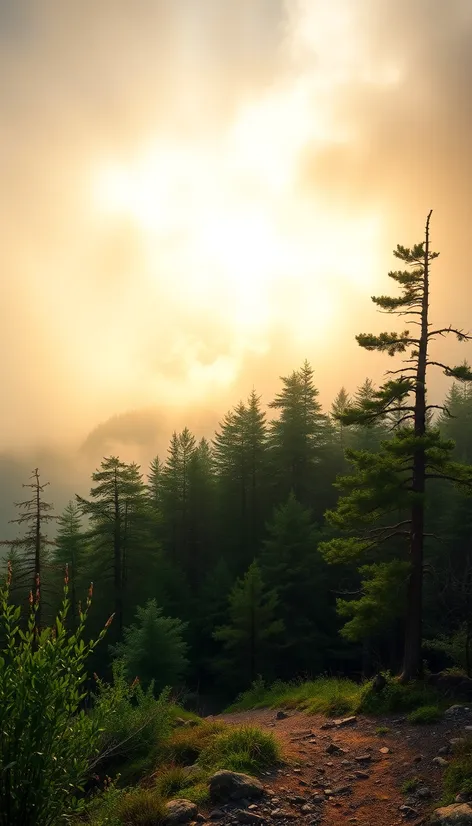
xmin=163 ymin=722 xmax=225 ymax=766
xmin=443 ymin=739 xmax=472 ymax=803
xmin=228 ymin=676 xmax=363 ymax=716
xmin=0 ymin=568 xmax=112 ymax=826
xmin=401 ymin=777 xmax=420 ymax=794
xmin=111 ymin=599 xmax=189 ymax=693
xmin=359 ymin=677 xmax=440 ymax=714
xmin=407 ymin=704 xmax=443 ymax=724
xmin=425 ymin=625 xmax=472 ymax=674
xmin=198 ymin=725 xmax=281 ymax=775
xmin=88 ymin=784 xmax=166 ymax=826
xmin=337 ymin=560 xmax=409 ymax=642
xmin=214 ymin=561 xmax=284 ymax=687
xmin=375 ymin=726 xmax=390 ymax=735
xmin=92 ymin=659 xmax=172 ymax=778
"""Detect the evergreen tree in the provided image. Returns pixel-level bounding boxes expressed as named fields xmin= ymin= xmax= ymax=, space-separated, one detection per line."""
xmin=331 ymin=387 xmax=351 ymax=448
xmin=53 ymin=501 xmax=85 ymax=627
xmin=214 ymin=561 xmax=284 ymax=688
xmin=112 ymin=598 xmax=189 ymax=693
xmin=160 ymin=428 xmax=196 ymax=573
xmin=77 ymin=457 xmax=148 ymax=638
xmin=321 ymin=212 xmax=472 ymax=680
xmin=0 ymin=469 xmax=56 ymax=630
xmin=261 ymin=493 xmax=334 ymax=676
xmin=269 ymin=361 xmax=333 ymax=516
xmin=213 ymin=391 xmax=269 ymax=569
xmin=147 ymin=455 xmax=164 ymax=510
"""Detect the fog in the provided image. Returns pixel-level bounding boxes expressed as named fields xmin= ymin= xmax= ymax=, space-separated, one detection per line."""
xmin=1 ymin=0 xmax=472 ymax=519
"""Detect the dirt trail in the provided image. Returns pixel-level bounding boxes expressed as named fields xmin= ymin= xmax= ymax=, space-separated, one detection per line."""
xmin=207 ymin=707 xmax=467 ymax=825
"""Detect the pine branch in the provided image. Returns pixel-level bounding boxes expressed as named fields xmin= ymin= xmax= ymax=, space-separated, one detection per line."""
xmin=428 ymin=326 xmax=472 ymax=341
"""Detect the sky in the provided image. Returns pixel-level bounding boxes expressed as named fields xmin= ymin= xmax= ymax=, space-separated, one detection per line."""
xmin=1 ymin=0 xmax=472 ymax=469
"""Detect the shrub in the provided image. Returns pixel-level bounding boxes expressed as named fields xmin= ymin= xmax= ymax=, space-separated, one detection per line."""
xmin=375 ymin=726 xmax=390 ymax=736
xmin=359 ymin=677 xmax=440 ymax=714
xmin=407 ymin=705 xmax=443 ymax=724
xmin=442 ymin=738 xmax=472 ymax=802
xmin=0 ymin=567 xmax=113 ymax=826
xmin=92 ymin=659 xmax=172 ymax=778
xmin=198 ymin=725 xmax=281 ymax=775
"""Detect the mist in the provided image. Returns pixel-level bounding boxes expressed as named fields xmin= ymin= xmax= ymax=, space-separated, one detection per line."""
xmin=1 ymin=0 xmax=472 ymax=510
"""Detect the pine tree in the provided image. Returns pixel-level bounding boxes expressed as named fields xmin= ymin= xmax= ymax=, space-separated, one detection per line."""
xmin=331 ymin=387 xmax=351 ymax=448
xmin=160 ymin=428 xmax=196 ymax=573
xmin=213 ymin=392 xmax=269 ymax=569
xmin=269 ymin=361 xmax=332 ymax=514
xmin=147 ymin=455 xmax=164 ymax=509
xmin=214 ymin=561 xmax=284 ymax=688
xmin=77 ymin=456 xmax=147 ymax=638
xmin=0 ymin=469 xmax=56 ymax=630
xmin=320 ymin=212 xmax=472 ymax=680
xmin=261 ymin=493 xmax=334 ymax=676
xmin=53 ymin=501 xmax=85 ymax=627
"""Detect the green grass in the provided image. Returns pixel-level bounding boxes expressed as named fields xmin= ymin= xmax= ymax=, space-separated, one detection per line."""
xmin=88 ymin=785 xmax=166 ymax=826
xmin=228 ymin=676 xmax=363 ymax=716
xmin=401 ymin=777 xmax=421 ymax=795
xmin=161 ymin=721 xmax=225 ymax=765
xmin=407 ymin=705 xmax=443 ymax=725
xmin=375 ymin=726 xmax=391 ymax=736
xmin=443 ymin=738 xmax=472 ymax=803
xmin=358 ymin=679 xmax=442 ymax=715
xmin=197 ymin=725 xmax=281 ymax=775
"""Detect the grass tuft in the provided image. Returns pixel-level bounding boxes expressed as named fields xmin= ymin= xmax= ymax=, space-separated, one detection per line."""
xmin=443 ymin=738 xmax=472 ymax=803
xmin=407 ymin=705 xmax=443 ymax=725
xmin=375 ymin=726 xmax=390 ymax=736
xmin=162 ymin=722 xmax=225 ymax=766
xmin=401 ymin=777 xmax=420 ymax=794
xmin=198 ymin=724 xmax=281 ymax=775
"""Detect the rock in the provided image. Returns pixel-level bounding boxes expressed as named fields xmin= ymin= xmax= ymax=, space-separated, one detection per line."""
xmin=380 ymin=747 xmax=390 ymax=754
xmin=430 ymin=803 xmax=472 ymax=824
xmin=413 ymin=755 xmax=423 ymax=762
xmin=275 ymin=710 xmax=288 ymax=720
xmin=433 ymin=757 xmax=449 ymax=767
xmin=439 ymin=746 xmax=452 ymax=756
xmin=417 ymin=786 xmax=432 ymax=799
xmin=326 ymin=743 xmax=345 ymax=755
xmin=210 ymin=771 xmax=265 ymax=803
xmin=332 ymin=784 xmax=352 ymax=795
xmin=445 ymin=706 xmax=472 ymax=719
xmin=372 ymin=673 xmax=387 ymax=693
xmin=320 ymin=721 xmax=336 ymax=730
xmin=354 ymin=771 xmax=369 ymax=779
xmin=354 ymin=754 xmax=372 ymax=762
xmin=164 ymin=799 xmax=198 ymax=824
xmin=335 ymin=716 xmax=357 ymax=727
xmin=235 ymin=810 xmax=265 ymax=824
xmin=400 ymin=804 xmax=419 ymax=818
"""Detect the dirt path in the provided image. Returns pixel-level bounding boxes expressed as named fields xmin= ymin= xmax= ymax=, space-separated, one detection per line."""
xmin=205 ymin=707 xmax=468 ymax=825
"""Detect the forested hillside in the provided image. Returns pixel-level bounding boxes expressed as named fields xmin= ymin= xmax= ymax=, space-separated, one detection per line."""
xmin=3 ymin=365 xmax=472 ymax=703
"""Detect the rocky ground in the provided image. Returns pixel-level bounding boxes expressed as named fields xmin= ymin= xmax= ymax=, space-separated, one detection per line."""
xmin=175 ymin=705 xmax=472 ymax=825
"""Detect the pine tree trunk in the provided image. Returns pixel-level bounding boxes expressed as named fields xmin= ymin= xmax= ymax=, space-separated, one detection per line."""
xmin=400 ymin=212 xmax=432 ymax=682
xmin=113 ymin=470 xmax=123 ymax=638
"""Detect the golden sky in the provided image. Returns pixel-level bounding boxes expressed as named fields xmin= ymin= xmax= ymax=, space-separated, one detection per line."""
xmin=1 ymin=0 xmax=472 ymax=456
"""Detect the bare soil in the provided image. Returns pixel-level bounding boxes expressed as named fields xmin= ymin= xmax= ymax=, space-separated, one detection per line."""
xmin=199 ymin=707 xmax=470 ymax=825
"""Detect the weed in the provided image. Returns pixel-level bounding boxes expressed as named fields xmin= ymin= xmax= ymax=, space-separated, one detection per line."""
xmin=375 ymin=726 xmax=390 ymax=736
xmin=198 ymin=725 xmax=281 ymax=775
xmin=401 ymin=777 xmax=420 ymax=794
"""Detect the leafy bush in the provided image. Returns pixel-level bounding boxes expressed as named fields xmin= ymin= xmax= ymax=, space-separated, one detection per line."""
xmin=111 ymin=599 xmax=189 ymax=694
xmin=407 ymin=704 xmax=443 ymax=724
xmin=0 ymin=567 xmax=113 ymax=826
xmin=198 ymin=725 xmax=281 ymax=775
xmin=92 ymin=659 xmax=172 ymax=778
xmin=359 ymin=677 xmax=440 ymax=714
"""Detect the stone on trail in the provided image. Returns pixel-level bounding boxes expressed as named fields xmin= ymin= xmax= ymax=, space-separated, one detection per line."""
xmin=210 ymin=771 xmax=265 ymax=803
xmin=430 ymin=803 xmax=472 ymax=824
xmin=275 ymin=710 xmax=288 ymax=720
xmin=335 ymin=716 xmax=357 ymax=727
xmin=164 ymin=799 xmax=198 ymax=824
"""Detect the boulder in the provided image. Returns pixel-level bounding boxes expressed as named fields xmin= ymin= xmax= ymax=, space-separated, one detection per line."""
xmin=164 ymin=799 xmax=198 ymax=824
xmin=209 ymin=771 xmax=265 ymax=803
xmin=430 ymin=803 xmax=472 ymax=824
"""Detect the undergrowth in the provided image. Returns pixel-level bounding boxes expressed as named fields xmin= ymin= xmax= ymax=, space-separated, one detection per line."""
xmin=443 ymin=737 xmax=472 ymax=803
